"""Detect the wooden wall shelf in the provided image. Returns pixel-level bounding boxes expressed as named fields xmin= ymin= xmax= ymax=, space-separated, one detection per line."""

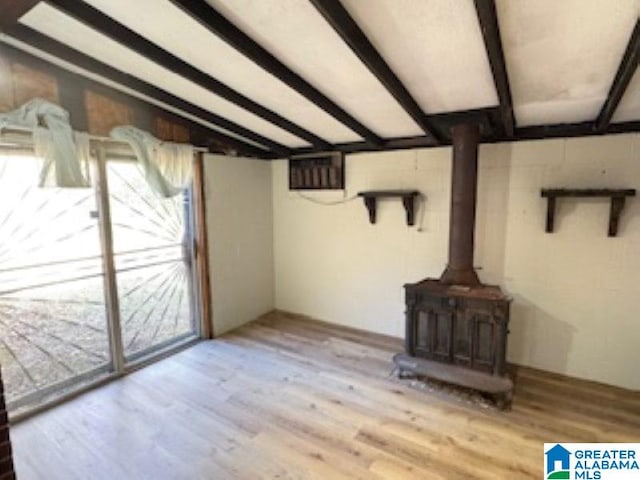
xmin=541 ymin=188 xmax=636 ymax=237
xmin=357 ymin=190 xmax=420 ymax=226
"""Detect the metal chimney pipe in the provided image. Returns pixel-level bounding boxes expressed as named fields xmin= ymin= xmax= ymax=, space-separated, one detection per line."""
xmin=440 ymin=122 xmax=481 ymax=286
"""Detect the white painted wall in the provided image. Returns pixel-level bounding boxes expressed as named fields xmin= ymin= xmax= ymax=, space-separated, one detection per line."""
xmin=204 ymin=154 xmax=274 ymax=336
xmin=272 ymin=134 xmax=640 ymax=390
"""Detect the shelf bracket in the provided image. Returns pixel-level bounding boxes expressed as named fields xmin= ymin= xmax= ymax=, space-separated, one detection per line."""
xmin=609 ymin=196 xmax=626 ymax=237
xmin=357 ymin=190 xmax=420 ymax=226
xmin=544 ymin=196 xmax=556 ymax=233
xmin=541 ymin=188 xmax=636 ymax=237
xmin=402 ymin=195 xmax=416 ymax=226
xmin=363 ymin=196 xmax=377 ymax=224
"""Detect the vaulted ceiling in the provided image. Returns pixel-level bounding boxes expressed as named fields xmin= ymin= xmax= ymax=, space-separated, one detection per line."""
xmin=1 ymin=0 xmax=639 ymax=157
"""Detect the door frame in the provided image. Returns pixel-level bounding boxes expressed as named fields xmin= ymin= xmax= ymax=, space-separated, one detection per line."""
xmin=192 ymin=152 xmax=213 ymax=339
xmin=95 ymin=144 xmax=125 ymax=374
xmin=6 ymin=140 xmax=210 ymax=422
xmin=97 ymin=142 xmax=205 ymax=372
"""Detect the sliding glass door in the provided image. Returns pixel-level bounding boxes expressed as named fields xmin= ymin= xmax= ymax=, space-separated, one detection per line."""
xmin=0 ymin=153 xmax=111 ymax=411
xmin=0 ymin=146 xmax=200 ymax=414
xmin=106 ymin=156 xmax=198 ymax=362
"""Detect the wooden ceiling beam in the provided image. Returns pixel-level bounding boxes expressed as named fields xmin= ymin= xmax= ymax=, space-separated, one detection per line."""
xmin=473 ymin=0 xmax=515 ymax=137
xmin=309 ymin=0 xmax=442 ymax=144
xmin=291 ymin=119 xmax=640 ymax=156
xmin=6 ymin=25 xmax=291 ymax=157
xmin=169 ymin=0 xmax=383 ymax=147
xmin=517 ymin=120 xmax=640 ymax=141
xmin=45 ymin=0 xmax=330 ymax=151
xmin=0 ymin=41 xmax=273 ymax=158
xmin=0 ymin=0 xmax=40 ymax=30
xmin=596 ymin=19 xmax=640 ymax=132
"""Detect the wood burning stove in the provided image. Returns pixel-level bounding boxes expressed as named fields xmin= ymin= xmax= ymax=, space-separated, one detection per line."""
xmin=394 ymin=122 xmax=513 ymax=409
xmin=404 ymin=280 xmax=510 ymax=375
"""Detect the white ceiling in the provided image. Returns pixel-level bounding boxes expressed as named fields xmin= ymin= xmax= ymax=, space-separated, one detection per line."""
xmin=20 ymin=2 xmax=314 ymax=147
xmin=497 ymin=0 xmax=640 ymax=127
xmin=6 ymin=0 xmax=640 ymax=150
xmin=205 ymin=0 xmax=423 ymax=138
xmin=341 ymin=0 xmax=499 ymax=114
xmin=78 ymin=0 xmax=367 ymax=144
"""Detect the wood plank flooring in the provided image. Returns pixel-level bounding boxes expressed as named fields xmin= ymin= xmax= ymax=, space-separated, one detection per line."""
xmin=11 ymin=311 xmax=640 ymax=479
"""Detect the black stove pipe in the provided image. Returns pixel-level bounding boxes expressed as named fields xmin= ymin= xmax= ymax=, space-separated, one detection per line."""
xmin=440 ymin=122 xmax=481 ymax=287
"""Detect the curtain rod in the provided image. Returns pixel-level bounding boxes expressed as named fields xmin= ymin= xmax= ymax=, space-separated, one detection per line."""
xmin=0 ymin=142 xmax=138 ymax=163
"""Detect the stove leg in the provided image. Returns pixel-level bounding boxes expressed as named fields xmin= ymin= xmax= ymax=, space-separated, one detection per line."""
xmin=398 ymin=368 xmax=416 ymax=380
xmin=495 ymin=390 xmax=513 ymax=411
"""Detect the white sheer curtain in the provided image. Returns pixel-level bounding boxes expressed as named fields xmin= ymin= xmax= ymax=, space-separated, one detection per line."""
xmin=110 ymin=126 xmax=194 ymax=198
xmin=0 ymin=100 xmax=194 ymax=194
xmin=0 ymin=98 xmax=91 ymax=188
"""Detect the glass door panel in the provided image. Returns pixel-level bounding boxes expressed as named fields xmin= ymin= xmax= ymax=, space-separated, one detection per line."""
xmin=106 ymin=158 xmax=197 ymax=361
xmin=0 ymin=154 xmax=111 ymax=410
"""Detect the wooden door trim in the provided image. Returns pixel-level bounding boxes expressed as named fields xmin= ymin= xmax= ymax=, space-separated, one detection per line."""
xmin=192 ymin=152 xmax=213 ymax=339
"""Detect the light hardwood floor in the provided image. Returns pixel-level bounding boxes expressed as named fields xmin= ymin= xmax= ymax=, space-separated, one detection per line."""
xmin=11 ymin=311 xmax=640 ymax=479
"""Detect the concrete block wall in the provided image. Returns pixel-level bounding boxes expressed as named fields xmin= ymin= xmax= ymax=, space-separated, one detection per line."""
xmin=272 ymin=134 xmax=640 ymax=390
